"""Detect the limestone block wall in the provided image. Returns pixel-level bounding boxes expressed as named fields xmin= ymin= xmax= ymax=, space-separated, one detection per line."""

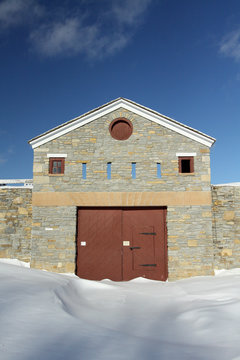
xmin=0 ymin=188 xmax=32 ymax=262
xmin=31 ymin=206 xmax=76 ymax=273
xmin=168 ymin=205 xmax=213 ymax=280
xmin=33 ymin=108 xmax=211 ymax=193
xmin=30 ymin=202 xmax=214 ymax=278
xmin=212 ymin=185 xmax=240 ymax=269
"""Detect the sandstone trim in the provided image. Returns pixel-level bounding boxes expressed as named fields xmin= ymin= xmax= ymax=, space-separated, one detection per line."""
xmin=32 ymin=191 xmax=212 ymax=207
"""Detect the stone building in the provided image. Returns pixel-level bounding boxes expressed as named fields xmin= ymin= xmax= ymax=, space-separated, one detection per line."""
xmin=0 ymin=98 xmax=239 ymax=280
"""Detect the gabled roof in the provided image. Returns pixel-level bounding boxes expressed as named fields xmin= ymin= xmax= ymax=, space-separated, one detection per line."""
xmin=28 ymin=97 xmax=216 ymax=149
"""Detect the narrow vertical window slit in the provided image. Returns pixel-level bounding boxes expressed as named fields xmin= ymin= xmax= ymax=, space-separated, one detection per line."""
xmin=82 ymin=163 xmax=87 ymax=179
xmin=107 ymin=162 xmax=112 ymax=179
xmin=132 ymin=162 xmax=136 ymax=179
xmin=157 ymin=163 xmax=161 ymax=178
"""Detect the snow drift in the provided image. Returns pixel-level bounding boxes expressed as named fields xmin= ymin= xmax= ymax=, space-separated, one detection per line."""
xmin=0 ymin=259 xmax=240 ymax=360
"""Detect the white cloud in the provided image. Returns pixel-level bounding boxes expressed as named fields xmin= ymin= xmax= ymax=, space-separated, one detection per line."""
xmin=0 ymin=0 xmax=42 ymax=29
xmin=30 ymin=16 xmax=131 ymax=59
xmin=0 ymin=0 xmax=152 ymax=59
xmin=220 ymin=29 xmax=240 ymax=61
xmin=111 ymin=0 xmax=152 ymax=26
xmin=29 ymin=0 xmax=152 ymax=58
xmin=30 ymin=18 xmax=93 ymax=57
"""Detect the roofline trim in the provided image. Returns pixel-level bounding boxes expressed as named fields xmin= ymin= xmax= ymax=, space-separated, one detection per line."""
xmin=29 ymin=98 xmax=216 ymax=149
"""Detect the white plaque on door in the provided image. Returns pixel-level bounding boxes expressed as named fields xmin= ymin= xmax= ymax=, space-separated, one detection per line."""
xmin=123 ymin=241 xmax=130 ymax=246
xmin=81 ymin=242 xmax=86 ymax=246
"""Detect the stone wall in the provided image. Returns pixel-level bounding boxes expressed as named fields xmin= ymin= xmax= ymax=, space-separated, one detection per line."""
xmin=0 ymin=188 xmax=32 ymax=262
xmin=212 ymin=185 xmax=240 ymax=270
xmin=168 ymin=204 xmax=213 ymax=280
xmin=31 ymin=206 xmax=76 ymax=273
xmin=33 ymin=108 xmax=211 ymax=193
xmin=2 ymin=184 xmax=239 ymax=277
xmin=29 ymin=203 xmax=214 ymax=278
xmin=1 ymin=184 xmax=238 ymax=278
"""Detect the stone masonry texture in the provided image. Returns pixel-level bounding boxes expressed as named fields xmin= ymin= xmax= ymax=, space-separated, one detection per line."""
xmin=1 ymin=185 xmax=239 ymax=277
xmin=212 ymin=185 xmax=240 ymax=270
xmin=0 ymin=188 xmax=32 ymax=262
xmin=31 ymin=206 xmax=76 ymax=273
xmin=33 ymin=108 xmax=211 ymax=193
xmin=167 ymin=205 xmax=213 ymax=280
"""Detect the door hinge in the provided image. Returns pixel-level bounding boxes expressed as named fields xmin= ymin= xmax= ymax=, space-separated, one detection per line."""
xmin=140 ymin=232 xmax=156 ymax=236
xmin=140 ymin=264 xmax=157 ymax=267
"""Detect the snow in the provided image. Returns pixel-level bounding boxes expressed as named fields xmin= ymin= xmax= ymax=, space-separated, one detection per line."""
xmin=0 ymin=258 xmax=30 ymax=267
xmin=1 ymin=260 xmax=240 ymax=360
xmin=213 ymin=182 xmax=240 ymax=187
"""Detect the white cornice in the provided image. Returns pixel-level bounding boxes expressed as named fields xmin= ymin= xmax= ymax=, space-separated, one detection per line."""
xmin=29 ymin=98 xmax=216 ymax=149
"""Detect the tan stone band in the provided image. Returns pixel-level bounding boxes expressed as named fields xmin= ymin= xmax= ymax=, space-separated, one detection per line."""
xmin=32 ymin=191 xmax=212 ymax=207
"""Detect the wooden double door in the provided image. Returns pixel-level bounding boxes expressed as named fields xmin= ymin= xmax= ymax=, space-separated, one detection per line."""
xmin=77 ymin=207 xmax=167 ymax=281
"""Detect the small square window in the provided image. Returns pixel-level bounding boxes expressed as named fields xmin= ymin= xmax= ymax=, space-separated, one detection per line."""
xmin=178 ymin=157 xmax=194 ymax=173
xmin=49 ymin=158 xmax=65 ymax=174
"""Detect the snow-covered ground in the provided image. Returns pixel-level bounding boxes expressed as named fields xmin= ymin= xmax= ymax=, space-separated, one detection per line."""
xmin=213 ymin=182 xmax=240 ymax=187
xmin=1 ymin=260 xmax=240 ymax=360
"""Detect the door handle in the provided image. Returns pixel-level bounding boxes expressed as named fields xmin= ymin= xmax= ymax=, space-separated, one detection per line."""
xmin=130 ymin=246 xmax=141 ymax=250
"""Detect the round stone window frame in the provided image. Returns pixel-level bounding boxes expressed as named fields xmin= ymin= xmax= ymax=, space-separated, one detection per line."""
xmin=109 ymin=117 xmax=133 ymax=141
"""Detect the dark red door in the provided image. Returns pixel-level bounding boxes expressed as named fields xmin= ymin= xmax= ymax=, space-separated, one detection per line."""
xmin=122 ymin=209 xmax=167 ymax=281
xmin=77 ymin=208 xmax=167 ymax=281
xmin=77 ymin=208 xmax=122 ymax=281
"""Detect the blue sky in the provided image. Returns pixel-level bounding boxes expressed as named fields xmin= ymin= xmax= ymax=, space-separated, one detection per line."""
xmin=0 ymin=0 xmax=239 ymax=184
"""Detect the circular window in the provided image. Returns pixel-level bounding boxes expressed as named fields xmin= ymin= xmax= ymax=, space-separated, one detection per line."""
xmin=109 ymin=118 xmax=133 ymax=140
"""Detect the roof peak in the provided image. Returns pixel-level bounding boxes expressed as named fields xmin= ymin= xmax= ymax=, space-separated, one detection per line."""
xmin=29 ymin=98 xmax=216 ymax=149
